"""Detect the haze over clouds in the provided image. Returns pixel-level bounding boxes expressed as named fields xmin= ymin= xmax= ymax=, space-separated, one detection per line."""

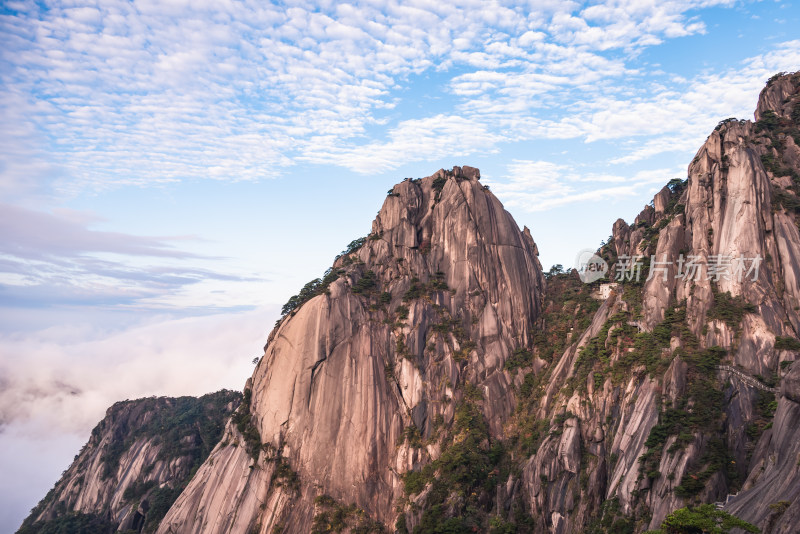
xmin=0 ymin=307 xmax=271 ymax=531
xmin=1 ymin=0 xmax=799 ymax=530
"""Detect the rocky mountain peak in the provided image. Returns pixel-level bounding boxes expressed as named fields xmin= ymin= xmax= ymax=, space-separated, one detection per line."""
xmin=155 ymin=166 xmax=546 ymax=533
xmin=755 ymin=71 xmax=800 ymax=122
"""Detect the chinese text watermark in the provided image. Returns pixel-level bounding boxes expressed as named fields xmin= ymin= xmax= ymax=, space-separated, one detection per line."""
xmin=613 ymin=254 xmax=762 ymax=283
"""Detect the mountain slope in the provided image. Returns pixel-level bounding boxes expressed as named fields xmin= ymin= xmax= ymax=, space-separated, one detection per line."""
xmin=513 ymin=71 xmax=800 ymax=533
xmin=17 ymin=390 xmax=241 ymax=534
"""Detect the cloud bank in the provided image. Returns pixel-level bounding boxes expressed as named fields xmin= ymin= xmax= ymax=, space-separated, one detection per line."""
xmin=3 ymin=0 xmax=797 ymax=200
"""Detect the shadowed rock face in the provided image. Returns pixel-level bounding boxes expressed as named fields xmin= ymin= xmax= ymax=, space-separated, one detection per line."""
xmin=17 ymin=391 xmax=241 ymax=534
xmin=157 ymin=167 xmax=545 ymax=533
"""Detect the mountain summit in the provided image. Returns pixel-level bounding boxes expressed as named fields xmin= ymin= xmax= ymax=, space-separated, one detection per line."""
xmin=158 ymin=164 xmax=547 ymax=532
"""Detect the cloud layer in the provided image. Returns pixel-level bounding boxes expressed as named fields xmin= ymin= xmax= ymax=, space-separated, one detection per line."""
xmin=3 ymin=0 xmax=797 ymax=198
xmin=0 ymin=306 xmax=272 ymax=435
xmin=0 ymin=203 xmax=259 ymax=312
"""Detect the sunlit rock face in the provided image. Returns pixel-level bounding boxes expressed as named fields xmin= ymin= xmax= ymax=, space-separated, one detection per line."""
xmin=516 ymin=72 xmax=800 ymax=533
xmin=157 ymin=165 xmax=546 ymax=533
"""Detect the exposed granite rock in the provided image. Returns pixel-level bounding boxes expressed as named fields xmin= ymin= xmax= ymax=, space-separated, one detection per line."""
xmin=517 ymin=72 xmax=800 ymax=533
xmin=725 ymin=363 xmax=800 ymax=534
xmin=18 ymin=391 xmax=240 ymax=533
xmin=157 ymin=168 xmax=545 ymax=533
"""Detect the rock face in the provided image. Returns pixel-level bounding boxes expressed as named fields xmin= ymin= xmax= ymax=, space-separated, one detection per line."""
xmin=17 ymin=391 xmax=240 ymax=534
xmin=513 ymin=71 xmax=800 ymax=533
xmin=157 ymin=167 xmax=546 ymax=533
xmin=24 ymin=73 xmax=800 ymax=534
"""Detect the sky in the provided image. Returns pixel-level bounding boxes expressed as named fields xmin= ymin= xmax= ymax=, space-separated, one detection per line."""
xmin=0 ymin=0 xmax=799 ymax=530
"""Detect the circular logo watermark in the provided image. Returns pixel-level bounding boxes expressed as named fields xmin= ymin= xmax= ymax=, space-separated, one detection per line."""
xmin=574 ymin=249 xmax=608 ymax=284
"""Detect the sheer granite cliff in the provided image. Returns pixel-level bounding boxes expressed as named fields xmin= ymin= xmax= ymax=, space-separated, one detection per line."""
xmin=156 ymin=167 xmax=546 ymax=533
xmin=514 ymin=72 xmax=800 ymax=533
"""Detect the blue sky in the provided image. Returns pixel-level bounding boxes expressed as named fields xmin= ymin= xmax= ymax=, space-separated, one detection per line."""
xmin=0 ymin=0 xmax=799 ymax=530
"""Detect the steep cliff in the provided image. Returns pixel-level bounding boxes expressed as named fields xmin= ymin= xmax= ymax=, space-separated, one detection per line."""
xmin=18 ymin=390 xmax=241 ymax=534
xmin=156 ymin=166 xmax=546 ymax=533
xmin=512 ymin=71 xmax=800 ymax=533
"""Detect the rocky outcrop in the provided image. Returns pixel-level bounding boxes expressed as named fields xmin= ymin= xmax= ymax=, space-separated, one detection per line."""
xmin=725 ymin=362 xmax=800 ymax=534
xmin=513 ymin=71 xmax=800 ymax=533
xmin=157 ymin=166 xmax=545 ymax=533
xmin=17 ymin=391 xmax=240 ymax=533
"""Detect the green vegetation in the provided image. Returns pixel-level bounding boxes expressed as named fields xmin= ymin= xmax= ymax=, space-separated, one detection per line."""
xmin=340 ymin=237 xmax=367 ymax=257
xmin=431 ymin=176 xmax=448 ymax=202
xmin=747 ymin=389 xmax=778 ymax=444
xmin=767 ymin=500 xmax=791 ymax=531
xmin=637 ymin=344 xmax=736 ymax=495
xmin=424 ymin=306 xmax=475 ymax=362
xmin=708 ymin=289 xmax=757 ymax=329
xmin=98 ymin=390 xmax=241 ymax=480
xmin=16 ymin=388 xmax=234 ymax=534
xmin=232 ymin=387 xmax=263 ymax=460
xmin=399 ymin=385 xmax=521 ymax=533
xmin=351 ymin=269 xmax=377 ymax=294
xmin=281 ymin=267 xmax=344 ymax=316
xmin=122 ymin=479 xmax=155 ymax=501
xmin=586 ymin=497 xmax=635 ymax=534
xmin=432 ymin=176 xmax=447 ymax=192
xmin=402 ymin=274 xmax=449 ymax=303
xmin=279 ymin=236 xmax=376 ymax=317
xmin=143 ymin=485 xmax=184 ymax=532
xmin=756 ymin=109 xmax=781 ymax=132
xmin=665 ymin=178 xmax=688 ymax=214
xmin=270 ymin=457 xmax=300 ymax=492
xmin=16 ymin=512 xmax=118 ymax=534
xmin=531 ymin=270 xmax=600 ymax=362
xmin=645 ymin=504 xmax=758 ymax=534
xmin=773 ymin=188 xmax=800 ymax=213
xmin=755 ymin=89 xmax=800 ymax=204
xmin=403 ymin=277 xmax=425 ymax=301
xmin=574 ymin=305 xmax=692 ymax=393
xmin=674 ymin=438 xmax=733 ymax=497
xmin=504 ymin=347 xmax=534 ymax=372
xmin=775 ymin=336 xmax=800 ymax=351
xmin=311 ymin=495 xmax=384 ymax=533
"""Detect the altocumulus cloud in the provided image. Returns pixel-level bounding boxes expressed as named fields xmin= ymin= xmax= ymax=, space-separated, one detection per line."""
xmin=2 ymin=0 xmax=799 ymax=194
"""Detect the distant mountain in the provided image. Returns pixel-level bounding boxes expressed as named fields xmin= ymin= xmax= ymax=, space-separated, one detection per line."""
xmin=18 ymin=391 xmax=241 ymax=533
xmin=22 ymin=72 xmax=800 ymax=534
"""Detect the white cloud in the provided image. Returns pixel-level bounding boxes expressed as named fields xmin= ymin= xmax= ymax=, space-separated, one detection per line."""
xmin=0 ymin=306 xmax=273 ymax=436
xmin=1 ymin=0 xmax=781 ymax=194
xmin=0 ymin=204 xmax=262 ymax=311
xmin=300 ymin=114 xmax=505 ymax=173
xmin=486 ymin=159 xmax=681 ymax=212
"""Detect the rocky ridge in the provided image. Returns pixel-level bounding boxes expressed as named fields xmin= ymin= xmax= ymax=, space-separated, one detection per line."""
xmin=18 ymin=391 xmax=241 ymax=534
xmin=512 ymin=71 xmax=800 ymax=534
